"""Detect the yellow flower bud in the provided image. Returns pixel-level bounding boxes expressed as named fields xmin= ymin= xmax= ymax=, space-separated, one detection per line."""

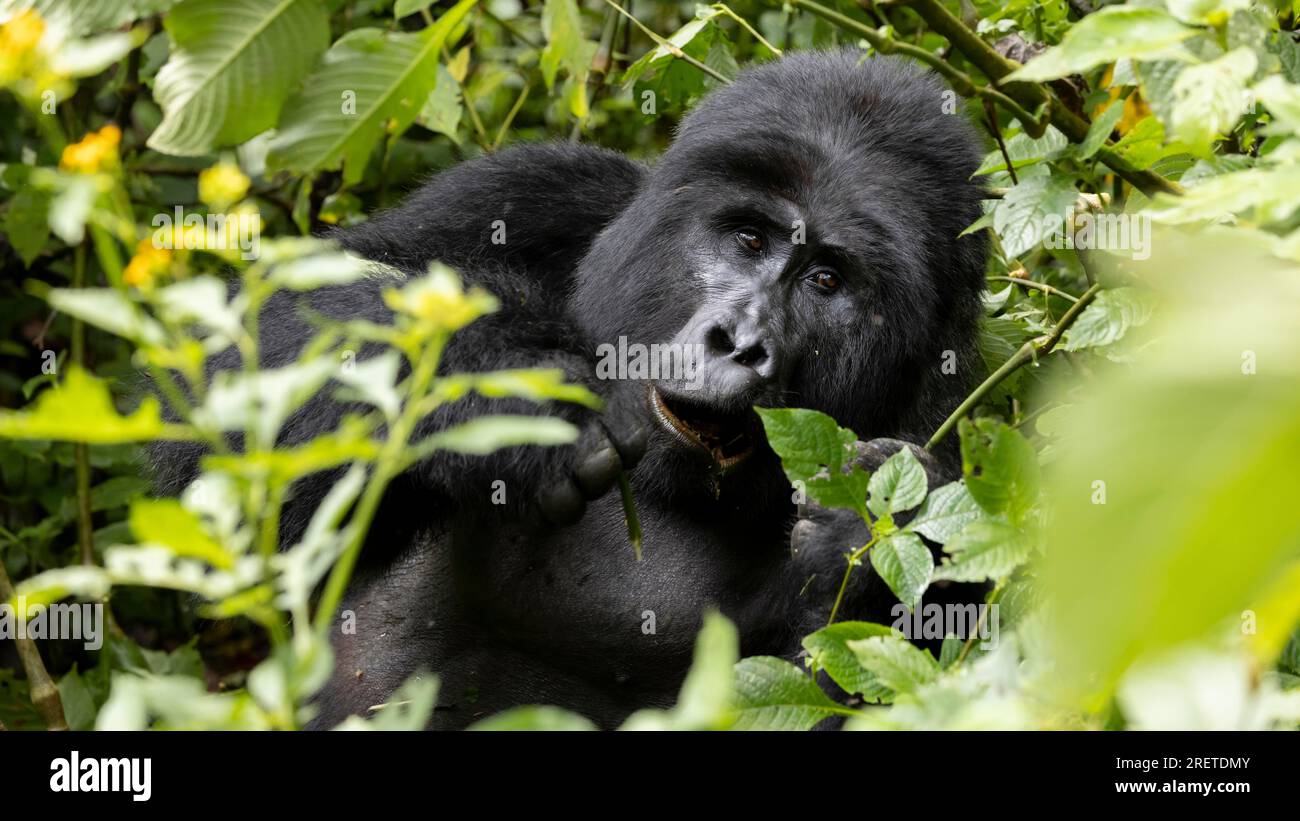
xmin=198 ymin=162 xmax=251 ymax=210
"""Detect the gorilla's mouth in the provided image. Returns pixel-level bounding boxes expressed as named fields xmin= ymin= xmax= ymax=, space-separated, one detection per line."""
xmin=650 ymin=387 xmax=756 ymax=470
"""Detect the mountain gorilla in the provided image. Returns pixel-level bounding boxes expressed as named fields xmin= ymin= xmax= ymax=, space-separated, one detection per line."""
xmin=151 ymin=50 xmax=988 ymax=728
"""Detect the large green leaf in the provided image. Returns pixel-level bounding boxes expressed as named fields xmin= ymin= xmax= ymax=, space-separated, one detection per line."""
xmin=847 ymin=635 xmax=941 ymax=696
xmin=870 ymin=532 xmax=934 ymax=609
xmin=0 ymin=367 xmax=181 ymax=444
xmin=1005 ymin=7 xmax=1196 ymax=82
xmin=1062 ymin=287 xmax=1155 ymax=352
xmin=148 ymin=0 xmax=329 ymax=156
xmin=801 ymin=622 xmax=895 ymax=702
xmin=1170 ymin=48 xmax=1257 ymax=154
xmin=993 ymin=174 xmax=1078 ymax=259
xmin=267 ymin=0 xmax=479 ymax=184
xmin=1044 ymin=231 xmax=1300 ymax=706
xmin=731 ymin=656 xmax=849 ymax=730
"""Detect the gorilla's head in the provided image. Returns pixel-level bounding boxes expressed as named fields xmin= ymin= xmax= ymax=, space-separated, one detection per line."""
xmin=573 ymin=51 xmax=987 ymax=495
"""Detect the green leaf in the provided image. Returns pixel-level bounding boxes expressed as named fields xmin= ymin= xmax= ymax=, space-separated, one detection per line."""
xmin=1252 ymin=74 xmax=1300 ymax=134
xmin=731 ymin=656 xmax=847 ymax=730
xmin=959 ymin=418 xmax=1040 ymax=523
xmin=933 ymin=519 xmax=1031 ymax=582
xmin=993 ymin=174 xmax=1079 ymax=259
xmin=1144 ymin=164 xmax=1300 ymax=226
xmin=1111 ymin=115 xmax=1167 ymax=171
xmin=1079 ymin=101 xmax=1125 ymax=160
xmin=1043 ymin=232 xmax=1300 ymax=705
xmin=1062 ymin=287 xmax=1155 ymax=352
xmin=129 ymin=498 xmax=234 ymax=569
xmin=847 ymin=635 xmax=940 ymax=695
xmin=268 ymin=0 xmax=479 ymax=184
xmin=801 ymin=622 xmax=896 ymax=702
xmin=972 ymin=127 xmax=1069 ymax=176
xmin=870 ymin=532 xmax=934 ymax=609
xmin=1171 ymin=48 xmax=1258 ymax=155
xmin=867 ymin=446 xmax=928 ymax=516
xmin=1005 ymin=8 xmax=1196 ymax=82
xmin=469 ymin=706 xmax=597 ymax=730
xmin=423 ymin=415 xmax=579 ymax=455
xmin=48 ymin=288 xmax=166 ymax=347
xmin=147 ymin=0 xmax=329 ymax=156
xmin=4 ymin=186 xmax=50 ymax=267
xmin=393 ymin=0 xmax=436 ymax=18
xmin=58 ymin=668 xmax=99 ymax=731
xmin=907 ymin=481 xmax=985 ymax=543
xmin=671 ymin=611 xmax=739 ymax=729
xmin=622 ymin=611 xmax=739 ymax=730
xmin=622 ymin=8 xmax=731 ymax=116
xmin=756 ymin=407 xmax=867 ymax=518
xmin=0 ymin=367 xmax=178 ymax=444
xmin=540 ymin=0 xmax=596 ymax=90
xmin=333 ymin=673 xmax=438 ymax=730
xmin=437 ymin=368 xmax=601 ymax=408
xmin=417 ymin=65 xmax=463 ymax=145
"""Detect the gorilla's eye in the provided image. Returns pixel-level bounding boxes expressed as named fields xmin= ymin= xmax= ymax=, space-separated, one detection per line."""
xmin=807 ymin=268 xmax=841 ymax=293
xmin=734 ymin=228 xmax=764 ymax=254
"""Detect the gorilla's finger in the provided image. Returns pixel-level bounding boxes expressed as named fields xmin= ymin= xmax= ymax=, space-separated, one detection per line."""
xmin=601 ymin=416 xmax=649 ymax=469
xmin=575 ymin=444 xmax=622 ymax=498
xmin=789 ymin=518 xmax=817 ymax=555
xmin=538 ymin=479 xmax=587 ymax=526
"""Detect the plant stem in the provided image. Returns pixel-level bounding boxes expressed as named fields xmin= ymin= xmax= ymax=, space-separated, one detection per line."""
xmin=955 ymin=579 xmax=1004 ymax=665
xmin=71 ymin=243 xmax=94 ymax=566
xmin=313 ymin=336 xmax=447 ymax=635
xmin=926 ymin=282 xmax=1102 ymax=450
xmin=0 ymin=559 xmax=68 ymax=730
xmin=827 ymin=533 xmax=879 ymax=625
xmin=601 ymin=0 xmax=734 ymax=85
xmin=987 ymin=275 xmax=1079 ymax=303
xmin=899 ymin=0 xmax=1181 ymax=197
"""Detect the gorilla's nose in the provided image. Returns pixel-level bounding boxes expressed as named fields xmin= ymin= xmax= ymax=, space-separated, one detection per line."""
xmin=705 ymin=322 xmax=776 ymax=380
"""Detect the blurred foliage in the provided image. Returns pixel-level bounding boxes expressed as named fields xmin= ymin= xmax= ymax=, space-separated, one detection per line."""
xmin=1 ymin=0 xmax=1299 ymax=730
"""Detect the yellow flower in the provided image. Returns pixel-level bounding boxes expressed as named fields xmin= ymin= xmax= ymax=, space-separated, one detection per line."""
xmin=122 ymin=238 xmax=172 ymax=289
xmin=59 ymin=125 xmax=121 ymax=174
xmin=198 ymin=162 xmax=250 ymax=210
xmin=1 ymin=9 xmax=45 ymax=54
xmin=384 ymin=265 xmax=498 ymax=333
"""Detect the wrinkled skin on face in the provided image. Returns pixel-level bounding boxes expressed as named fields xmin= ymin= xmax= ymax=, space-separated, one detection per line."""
xmin=148 ymin=51 xmax=989 ymax=729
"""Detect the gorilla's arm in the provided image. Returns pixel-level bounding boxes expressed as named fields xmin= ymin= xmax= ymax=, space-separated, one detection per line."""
xmin=147 ymin=143 xmax=648 ymax=536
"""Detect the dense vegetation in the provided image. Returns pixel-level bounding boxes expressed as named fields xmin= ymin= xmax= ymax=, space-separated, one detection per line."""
xmin=1 ymin=0 xmax=1298 ymax=730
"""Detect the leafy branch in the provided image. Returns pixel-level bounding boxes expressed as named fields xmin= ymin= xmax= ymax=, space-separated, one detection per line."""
xmin=926 ymin=282 xmax=1102 ymax=450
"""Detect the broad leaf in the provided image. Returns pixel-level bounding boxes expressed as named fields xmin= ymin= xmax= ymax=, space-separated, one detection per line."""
xmin=268 ymin=0 xmax=479 ymax=184
xmin=148 ymin=0 xmax=329 ymax=156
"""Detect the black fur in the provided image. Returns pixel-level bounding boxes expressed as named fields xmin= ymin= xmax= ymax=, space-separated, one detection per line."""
xmin=148 ymin=51 xmax=988 ymax=728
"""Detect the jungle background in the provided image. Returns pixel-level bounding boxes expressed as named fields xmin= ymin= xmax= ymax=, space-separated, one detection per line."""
xmin=0 ymin=0 xmax=1298 ymax=730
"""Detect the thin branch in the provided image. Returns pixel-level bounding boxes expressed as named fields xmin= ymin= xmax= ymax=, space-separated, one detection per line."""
xmin=899 ymin=0 xmax=1181 ymax=198
xmin=0 ymin=560 xmax=68 ymax=730
xmin=987 ymin=275 xmax=1079 ymax=303
xmin=926 ymin=282 xmax=1102 ymax=450
xmin=602 ymin=0 xmax=733 ymax=85
xmin=787 ymin=0 xmax=1049 ymax=136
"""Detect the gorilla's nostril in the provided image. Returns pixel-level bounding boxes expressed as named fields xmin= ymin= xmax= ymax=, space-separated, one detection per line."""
xmin=732 ymin=344 xmax=768 ymax=368
xmin=706 ymin=326 xmax=735 ymax=355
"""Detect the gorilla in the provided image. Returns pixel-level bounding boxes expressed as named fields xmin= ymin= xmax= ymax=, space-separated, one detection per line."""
xmin=152 ymin=50 xmax=988 ymax=728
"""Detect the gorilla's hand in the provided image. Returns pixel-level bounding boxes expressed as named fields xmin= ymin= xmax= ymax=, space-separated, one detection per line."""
xmin=536 ymin=381 xmax=651 ymax=526
xmin=788 ymin=438 xmax=944 ymax=607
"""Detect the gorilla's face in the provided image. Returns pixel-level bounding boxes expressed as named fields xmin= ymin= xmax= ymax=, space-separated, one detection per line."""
xmin=573 ymin=52 xmax=987 ymax=492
